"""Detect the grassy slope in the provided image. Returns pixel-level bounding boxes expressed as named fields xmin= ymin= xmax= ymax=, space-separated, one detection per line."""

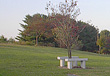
xmin=0 ymin=44 xmax=110 ymax=76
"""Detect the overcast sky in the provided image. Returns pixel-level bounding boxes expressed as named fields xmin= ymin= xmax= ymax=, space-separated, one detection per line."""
xmin=0 ymin=0 xmax=110 ymax=39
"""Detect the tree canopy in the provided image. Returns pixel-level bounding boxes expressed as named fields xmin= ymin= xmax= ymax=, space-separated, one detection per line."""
xmin=77 ymin=21 xmax=98 ymax=52
xmin=46 ymin=0 xmax=86 ymax=58
xmin=97 ymin=30 xmax=110 ymax=54
xmin=16 ymin=13 xmax=99 ymax=53
xmin=16 ymin=14 xmax=54 ymax=45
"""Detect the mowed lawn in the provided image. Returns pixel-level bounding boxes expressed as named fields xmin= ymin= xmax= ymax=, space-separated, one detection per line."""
xmin=0 ymin=44 xmax=110 ymax=76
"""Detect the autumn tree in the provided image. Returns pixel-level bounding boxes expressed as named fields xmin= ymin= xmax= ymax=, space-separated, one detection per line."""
xmin=29 ymin=14 xmax=53 ymax=45
xmin=97 ymin=30 xmax=110 ymax=53
xmin=105 ymin=37 xmax=110 ymax=49
xmin=46 ymin=0 xmax=85 ymax=58
xmin=16 ymin=14 xmax=54 ymax=45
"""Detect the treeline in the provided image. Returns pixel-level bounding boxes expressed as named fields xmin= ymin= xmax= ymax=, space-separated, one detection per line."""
xmin=16 ymin=13 xmax=99 ymax=52
xmin=0 ymin=35 xmax=15 ymax=43
xmin=1 ymin=13 xmax=110 ymax=54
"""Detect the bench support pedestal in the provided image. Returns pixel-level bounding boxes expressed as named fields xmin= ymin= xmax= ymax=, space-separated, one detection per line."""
xmin=60 ymin=60 xmax=65 ymax=67
xmin=73 ymin=61 xmax=77 ymax=67
xmin=81 ymin=61 xmax=86 ymax=69
xmin=67 ymin=61 xmax=72 ymax=69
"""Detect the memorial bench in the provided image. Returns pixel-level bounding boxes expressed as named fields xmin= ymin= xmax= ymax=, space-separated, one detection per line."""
xmin=57 ymin=56 xmax=79 ymax=67
xmin=65 ymin=58 xmax=88 ymax=69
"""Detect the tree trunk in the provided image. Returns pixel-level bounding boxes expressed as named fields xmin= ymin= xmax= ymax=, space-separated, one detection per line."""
xmin=68 ymin=47 xmax=72 ymax=58
xmin=99 ymin=46 xmax=102 ymax=54
xmin=36 ymin=36 xmax=38 ymax=46
xmin=60 ymin=40 xmax=61 ymax=48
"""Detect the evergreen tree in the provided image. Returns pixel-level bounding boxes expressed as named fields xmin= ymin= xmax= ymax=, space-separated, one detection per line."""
xmin=77 ymin=21 xmax=98 ymax=52
xmin=16 ymin=13 xmax=54 ymax=45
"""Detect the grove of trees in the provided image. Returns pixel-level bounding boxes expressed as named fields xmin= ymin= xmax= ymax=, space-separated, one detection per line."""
xmin=16 ymin=13 xmax=99 ymax=52
xmin=0 ymin=0 xmax=106 ymax=55
xmin=0 ymin=35 xmax=15 ymax=43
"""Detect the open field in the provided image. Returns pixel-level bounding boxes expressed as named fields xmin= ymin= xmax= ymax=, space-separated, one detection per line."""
xmin=0 ymin=44 xmax=110 ymax=76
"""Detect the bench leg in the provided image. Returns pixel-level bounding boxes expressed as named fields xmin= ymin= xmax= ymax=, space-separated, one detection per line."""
xmin=67 ymin=61 xmax=72 ymax=69
xmin=81 ymin=61 xmax=86 ymax=69
xmin=60 ymin=60 xmax=65 ymax=67
xmin=73 ymin=61 xmax=77 ymax=67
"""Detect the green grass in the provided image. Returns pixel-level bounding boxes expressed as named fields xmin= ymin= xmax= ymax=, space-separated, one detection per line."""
xmin=0 ymin=44 xmax=110 ymax=76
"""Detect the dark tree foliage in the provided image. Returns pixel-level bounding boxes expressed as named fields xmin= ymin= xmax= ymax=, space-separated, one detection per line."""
xmin=76 ymin=21 xmax=98 ymax=52
xmin=0 ymin=35 xmax=7 ymax=43
xmin=16 ymin=15 xmax=33 ymax=41
xmin=105 ymin=37 xmax=110 ymax=49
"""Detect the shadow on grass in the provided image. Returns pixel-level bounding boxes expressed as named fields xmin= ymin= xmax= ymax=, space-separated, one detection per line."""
xmin=58 ymin=66 xmax=93 ymax=69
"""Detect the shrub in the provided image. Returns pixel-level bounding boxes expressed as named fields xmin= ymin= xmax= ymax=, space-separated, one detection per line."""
xmin=38 ymin=42 xmax=55 ymax=47
xmin=17 ymin=41 xmax=35 ymax=45
xmin=101 ymin=48 xmax=110 ymax=54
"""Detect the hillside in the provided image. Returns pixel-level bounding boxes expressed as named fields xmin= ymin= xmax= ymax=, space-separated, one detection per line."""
xmin=0 ymin=44 xmax=110 ymax=76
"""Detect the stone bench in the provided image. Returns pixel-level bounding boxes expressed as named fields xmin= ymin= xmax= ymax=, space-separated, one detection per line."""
xmin=57 ymin=56 xmax=79 ymax=67
xmin=65 ymin=58 xmax=88 ymax=69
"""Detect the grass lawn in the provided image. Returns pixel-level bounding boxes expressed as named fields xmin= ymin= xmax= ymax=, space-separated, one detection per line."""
xmin=0 ymin=44 xmax=110 ymax=76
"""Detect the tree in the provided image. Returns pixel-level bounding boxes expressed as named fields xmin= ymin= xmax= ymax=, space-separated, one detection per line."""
xmin=16 ymin=13 xmax=54 ymax=45
xmin=46 ymin=0 xmax=85 ymax=58
xmin=77 ymin=21 xmax=98 ymax=52
xmin=8 ymin=38 xmax=15 ymax=43
xmin=16 ymin=14 xmax=33 ymax=42
xmin=105 ymin=37 xmax=110 ymax=49
xmin=28 ymin=14 xmax=54 ymax=45
xmin=0 ymin=35 xmax=7 ymax=43
xmin=97 ymin=30 xmax=110 ymax=53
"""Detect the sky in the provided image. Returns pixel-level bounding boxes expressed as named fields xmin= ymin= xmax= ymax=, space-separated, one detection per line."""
xmin=0 ymin=0 xmax=110 ymax=39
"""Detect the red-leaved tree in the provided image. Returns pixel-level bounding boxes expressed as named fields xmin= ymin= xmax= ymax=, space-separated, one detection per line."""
xmin=46 ymin=0 xmax=85 ymax=58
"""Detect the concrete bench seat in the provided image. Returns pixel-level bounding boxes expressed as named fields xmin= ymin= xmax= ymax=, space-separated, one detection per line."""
xmin=65 ymin=58 xmax=88 ymax=69
xmin=57 ymin=56 xmax=79 ymax=67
